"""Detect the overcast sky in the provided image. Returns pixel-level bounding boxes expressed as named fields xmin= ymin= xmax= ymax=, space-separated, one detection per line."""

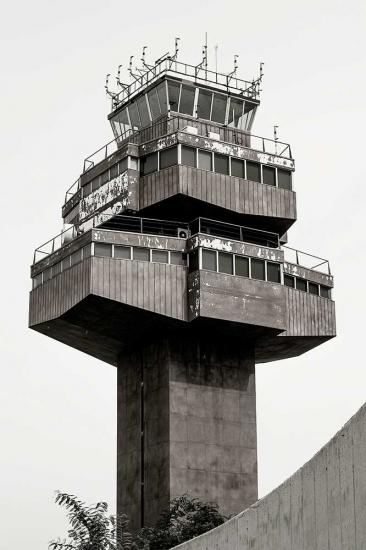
xmin=1 ymin=0 xmax=365 ymax=548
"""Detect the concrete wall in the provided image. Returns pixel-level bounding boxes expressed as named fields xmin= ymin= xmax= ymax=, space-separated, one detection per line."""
xmin=173 ymin=402 xmax=366 ymax=550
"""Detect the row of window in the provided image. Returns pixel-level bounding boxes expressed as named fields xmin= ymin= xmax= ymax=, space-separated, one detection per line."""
xmin=141 ymin=145 xmax=292 ymax=189
xmin=81 ymin=156 xmax=138 ymax=199
xmin=190 ymin=248 xmax=331 ymax=298
xmin=110 ymin=79 xmax=255 ymax=138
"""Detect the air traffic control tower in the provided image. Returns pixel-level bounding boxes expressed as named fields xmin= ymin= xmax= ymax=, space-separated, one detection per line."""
xmin=29 ymin=44 xmax=336 ymax=530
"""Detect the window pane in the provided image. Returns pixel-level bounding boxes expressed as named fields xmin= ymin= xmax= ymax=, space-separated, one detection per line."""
xmin=211 ymin=93 xmax=227 ymax=124
xmin=309 ymin=282 xmax=319 ymax=295
xmin=284 ymin=274 xmax=295 ymax=287
xmin=182 ymin=146 xmax=196 ymax=167
xmin=198 ymin=150 xmax=212 ymax=171
xmin=156 ymin=82 xmax=168 ymax=113
xmin=231 ymin=158 xmax=244 ymax=178
xmin=101 ymin=170 xmax=109 ymax=185
xmin=92 ymin=177 xmax=100 ymax=192
xmin=133 ymin=247 xmax=150 ymax=262
xmin=152 ymin=250 xmax=169 ymax=263
xmin=263 ymin=166 xmax=276 ymax=186
xmin=52 ymin=262 xmax=61 ymax=276
xmin=160 ymin=147 xmax=177 ymax=170
xmin=228 ymin=98 xmax=244 ymax=128
xmin=235 ymin=256 xmax=249 ymax=277
xmin=110 ymin=164 xmax=118 ymax=179
xmin=83 ymin=244 xmax=92 ymax=259
xmin=320 ymin=285 xmax=331 ymax=299
xmin=94 ymin=243 xmax=112 ymax=257
xmin=202 ymin=249 xmax=217 ymax=271
xmin=71 ymin=249 xmax=82 ymax=266
xmin=62 ymin=256 xmax=71 ymax=270
xmin=128 ymin=101 xmax=140 ymax=129
xmin=197 ymin=89 xmax=212 ymax=119
xmin=140 ymin=153 xmax=158 ymax=176
xmin=267 ymin=262 xmax=280 ymax=283
xmin=147 ymin=89 xmax=161 ymax=120
xmin=119 ymin=108 xmax=130 ymax=134
xmin=114 ymin=245 xmax=131 ymax=259
xmin=33 ymin=273 xmax=43 ymax=288
xmin=179 ymin=84 xmax=195 ymax=115
xmin=118 ymin=157 xmax=128 ymax=174
xmin=246 ymin=161 xmax=261 ymax=183
xmin=218 ymin=252 xmax=233 ymax=274
xmin=43 ymin=267 xmax=52 ymax=282
xmin=278 ymin=169 xmax=292 ymax=190
xmin=170 ymin=251 xmax=186 ymax=265
xmin=296 ymin=278 xmax=307 ymax=292
xmin=251 ymin=259 xmax=265 ymax=280
xmin=137 ymin=96 xmax=150 ymax=127
xmin=214 ymin=154 xmax=229 ymax=175
xmin=168 ymin=80 xmax=180 ymax=111
xmin=83 ymin=182 xmax=92 ymax=197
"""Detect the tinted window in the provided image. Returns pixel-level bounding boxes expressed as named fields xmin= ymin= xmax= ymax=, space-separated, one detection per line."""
xmin=168 ymin=81 xmax=180 ymax=111
xmin=94 ymin=243 xmax=112 ymax=257
xmin=284 ymin=274 xmax=295 ymax=287
xmin=211 ymin=93 xmax=227 ymax=124
xmin=83 ymin=182 xmax=92 ymax=197
xmin=133 ymin=247 xmax=150 ymax=262
xmin=251 ymin=259 xmax=265 ymax=280
xmin=278 ymin=169 xmax=292 ymax=190
xmin=218 ymin=252 xmax=233 ymax=274
xmin=101 ymin=170 xmax=109 ymax=185
xmin=231 ymin=158 xmax=245 ymax=178
xmin=202 ymin=249 xmax=217 ymax=271
xmin=160 ymin=147 xmax=177 ymax=170
xmin=156 ymin=82 xmax=168 ymax=113
xmin=235 ymin=256 xmax=249 ymax=277
xmin=296 ymin=278 xmax=307 ymax=292
xmin=170 ymin=251 xmax=186 ymax=265
xmin=147 ymin=89 xmax=161 ymax=120
xmin=137 ymin=96 xmax=150 ymax=127
xmin=52 ymin=262 xmax=61 ymax=276
xmin=320 ymin=286 xmax=331 ymax=299
xmin=83 ymin=244 xmax=92 ymax=259
xmin=189 ymin=249 xmax=199 ymax=272
xmin=92 ymin=177 xmax=100 ymax=192
xmin=118 ymin=157 xmax=128 ymax=174
xmin=152 ymin=250 xmax=169 ymax=263
xmin=114 ymin=245 xmax=131 ymax=259
xmin=197 ymin=89 xmax=212 ymax=119
xmin=71 ymin=249 xmax=82 ymax=266
xmin=110 ymin=164 xmax=118 ymax=179
xmin=214 ymin=154 xmax=229 ymax=175
xmin=263 ymin=166 xmax=276 ymax=186
xmin=43 ymin=267 xmax=52 ymax=282
xmin=128 ymin=101 xmax=140 ymax=129
xmin=267 ymin=262 xmax=281 ymax=283
xmin=182 ymin=146 xmax=196 ymax=167
xmin=198 ymin=150 xmax=212 ymax=171
xmin=140 ymin=153 xmax=158 ymax=176
xmin=228 ymin=98 xmax=244 ymax=128
xmin=246 ymin=161 xmax=261 ymax=183
xmin=309 ymin=282 xmax=319 ymax=295
xmin=179 ymin=84 xmax=195 ymax=115
xmin=62 ymin=256 xmax=71 ymax=271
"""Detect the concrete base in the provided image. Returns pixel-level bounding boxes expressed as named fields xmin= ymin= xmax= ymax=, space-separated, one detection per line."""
xmin=117 ymin=331 xmax=257 ymax=530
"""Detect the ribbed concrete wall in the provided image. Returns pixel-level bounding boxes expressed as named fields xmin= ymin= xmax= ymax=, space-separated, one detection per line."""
xmin=173 ymin=402 xmax=366 ymax=550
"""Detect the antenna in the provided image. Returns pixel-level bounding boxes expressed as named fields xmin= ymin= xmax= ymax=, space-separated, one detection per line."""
xmin=128 ymin=56 xmax=140 ymax=81
xmin=141 ymin=46 xmax=153 ymax=70
xmin=214 ymin=44 xmax=218 ymax=73
xmin=105 ymin=74 xmax=117 ymax=99
xmin=170 ymin=37 xmax=180 ymax=61
xmin=227 ymin=54 xmax=239 ymax=84
xmin=260 ymin=62 xmax=264 ymax=80
xmin=274 ymin=125 xmax=279 ymax=155
xmin=116 ymin=65 xmax=129 ymax=90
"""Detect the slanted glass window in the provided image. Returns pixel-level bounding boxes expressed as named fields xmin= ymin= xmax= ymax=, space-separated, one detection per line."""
xmin=62 ymin=256 xmax=71 ymax=270
xmin=114 ymin=245 xmax=131 ymax=259
xmin=140 ymin=152 xmax=158 ymax=176
xmin=202 ymin=249 xmax=217 ymax=271
xmin=170 ymin=251 xmax=186 ymax=265
xmin=278 ymin=169 xmax=292 ymax=190
xmin=71 ymin=249 xmax=82 ymax=266
xmin=251 ymin=259 xmax=265 ymax=280
xmin=309 ymin=282 xmax=319 ymax=295
xmin=284 ymin=274 xmax=295 ymax=287
xmin=137 ymin=95 xmax=150 ymax=127
xmin=218 ymin=252 xmax=233 ymax=274
xmin=267 ymin=262 xmax=281 ymax=283
xmin=94 ymin=243 xmax=112 ymax=257
xmin=296 ymin=278 xmax=307 ymax=292
xmin=214 ymin=154 xmax=229 ymax=175
xmin=152 ymin=250 xmax=169 ymax=264
xmin=147 ymin=88 xmax=161 ymax=120
xmin=156 ymin=82 xmax=168 ymax=113
xmin=320 ymin=285 xmax=331 ymax=299
xmin=211 ymin=93 xmax=227 ymax=124
xmin=197 ymin=89 xmax=212 ymax=119
xmin=128 ymin=101 xmax=140 ymax=129
xmin=119 ymin=108 xmax=130 ymax=134
xmin=231 ymin=158 xmax=245 ymax=178
xmin=133 ymin=247 xmax=150 ymax=262
xmin=246 ymin=161 xmax=261 ymax=183
xmin=52 ymin=262 xmax=61 ymax=276
xmin=167 ymin=80 xmax=181 ymax=111
xmin=235 ymin=256 xmax=249 ymax=277
xmin=83 ymin=244 xmax=92 ymax=259
xmin=181 ymin=146 xmax=196 ymax=167
xmin=198 ymin=150 xmax=212 ymax=171
xmin=228 ymin=98 xmax=244 ymax=128
xmin=179 ymin=84 xmax=195 ymax=115
xmin=160 ymin=147 xmax=178 ymax=170
xmin=110 ymin=164 xmax=118 ymax=179
xmin=118 ymin=157 xmax=128 ymax=174
xmin=263 ymin=166 xmax=276 ymax=187
xmin=43 ymin=267 xmax=52 ymax=282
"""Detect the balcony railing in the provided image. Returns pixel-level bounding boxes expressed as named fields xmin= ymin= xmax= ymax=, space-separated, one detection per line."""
xmin=283 ymin=245 xmax=331 ymax=275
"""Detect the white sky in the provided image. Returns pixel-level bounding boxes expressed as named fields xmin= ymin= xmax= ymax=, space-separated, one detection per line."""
xmin=1 ymin=0 xmax=365 ymax=547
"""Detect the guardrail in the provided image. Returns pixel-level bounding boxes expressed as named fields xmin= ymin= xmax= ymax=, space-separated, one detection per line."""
xmin=283 ymin=245 xmax=331 ymax=274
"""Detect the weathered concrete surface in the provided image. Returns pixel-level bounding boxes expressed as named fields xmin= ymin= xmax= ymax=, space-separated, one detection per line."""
xmin=173 ymin=402 xmax=366 ymax=550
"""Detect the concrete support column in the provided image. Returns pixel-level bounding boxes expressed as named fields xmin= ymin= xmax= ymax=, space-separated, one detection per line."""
xmin=117 ymin=330 xmax=257 ymax=530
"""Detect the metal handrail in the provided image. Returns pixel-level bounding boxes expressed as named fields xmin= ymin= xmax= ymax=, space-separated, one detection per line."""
xmin=282 ymin=245 xmax=331 ymax=275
